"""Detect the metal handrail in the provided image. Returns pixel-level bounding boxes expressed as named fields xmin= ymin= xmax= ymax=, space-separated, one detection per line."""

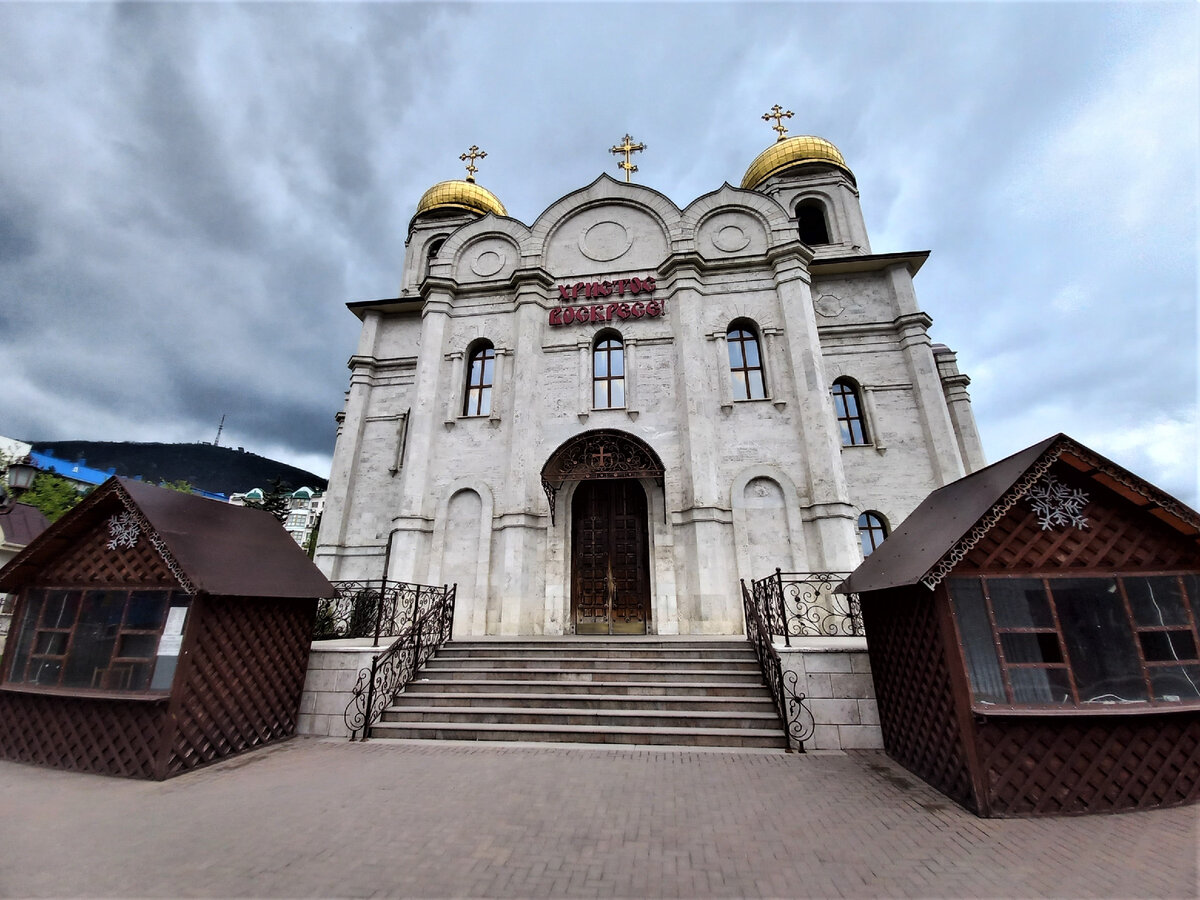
xmin=343 ymin=583 xmax=456 ymax=740
xmin=753 ymin=569 xmax=862 ymax=646
xmin=740 ymin=579 xmax=813 ymax=751
xmin=317 ymin=579 xmax=450 ymax=647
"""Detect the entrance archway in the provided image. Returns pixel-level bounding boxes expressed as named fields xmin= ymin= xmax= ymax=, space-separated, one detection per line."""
xmin=541 ymin=429 xmax=666 ymax=635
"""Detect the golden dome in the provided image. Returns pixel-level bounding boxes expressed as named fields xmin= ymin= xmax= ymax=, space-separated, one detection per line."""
xmin=740 ymin=135 xmax=854 ymax=190
xmin=414 ymin=179 xmax=506 ymax=218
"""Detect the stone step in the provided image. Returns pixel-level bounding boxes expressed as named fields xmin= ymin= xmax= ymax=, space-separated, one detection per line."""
xmin=368 ymin=720 xmax=789 ymax=749
xmin=380 ymin=705 xmax=781 ymax=730
xmin=403 ymin=678 xmax=770 ymax=697
xmin=393 ymin=691 xmax=778 ymax=712
xmin=437 ymin=645 xmax=758 ymax=661
xmin=415 ymin=666 xmax=765 ymax=683
xmin=422 ymin=655 xmax=760 ymax=671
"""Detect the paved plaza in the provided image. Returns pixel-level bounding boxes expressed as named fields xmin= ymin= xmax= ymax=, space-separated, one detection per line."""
xmin=0 ymin=737 xmax=1195 ymax=898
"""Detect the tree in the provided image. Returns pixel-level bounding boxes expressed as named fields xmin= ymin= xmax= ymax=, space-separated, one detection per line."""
xmin=245 ymin=477 xmax=290 ymax=523
xmin=159 ymin=479 xmax=195 ymax=494
xmin=16 ymin=472 xmax=87 ymax=522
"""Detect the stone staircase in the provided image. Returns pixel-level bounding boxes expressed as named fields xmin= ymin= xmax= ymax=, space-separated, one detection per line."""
xmin=370 ymin=637 xmax=788 ymax=749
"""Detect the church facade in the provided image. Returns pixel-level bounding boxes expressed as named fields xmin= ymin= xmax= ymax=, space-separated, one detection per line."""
xmin=315 ymin=120 xmax=986 ymax=637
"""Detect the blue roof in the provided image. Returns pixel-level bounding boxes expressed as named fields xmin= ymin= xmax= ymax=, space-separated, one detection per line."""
xmin=29 ymin=450 xmax=227 ymax=501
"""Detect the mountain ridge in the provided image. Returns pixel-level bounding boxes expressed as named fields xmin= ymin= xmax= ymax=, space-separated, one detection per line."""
xmin=29 ymin=441 xmax=328 ymax=496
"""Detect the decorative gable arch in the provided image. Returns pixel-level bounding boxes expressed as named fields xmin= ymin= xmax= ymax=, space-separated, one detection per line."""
xmin=540 ymin=429 xmax=665 ymax=523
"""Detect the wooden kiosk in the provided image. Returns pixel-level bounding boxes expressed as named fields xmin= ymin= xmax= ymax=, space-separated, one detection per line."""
xmin=843 ymin=434 xmax=1200 ymax=816
xmin=0 ymin=477 xmax=335 ymax=779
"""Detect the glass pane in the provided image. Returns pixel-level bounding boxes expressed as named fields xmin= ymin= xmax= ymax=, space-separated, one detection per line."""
xmin=594 ymin=382 xmax=607 ymax=409
xmin=848 ymin=420 xmax=865 ymax=445
xmin=744 ymin=339 xmax=760 ymax=368
xmin=30 ymin=658 xmax=62 ymax=687
xmin=469 ymin=358 xmax=483 ymax=385
xmin=1001 ymin=632 xmax=1063 ymax=664
xmin=1053 ymin=577 xmax=1147 ymax=703
xmin=749 ymin=370 xmax=765 ymax=400
xmin=1011 ymin=667 xmax=1072 ymax=704
xmin=62 ymin=590 xmax=126 ymax=688
xmin=989 ymin=579 xmax=1054 ymax=628
xmin=842 ymin=393 xmax=860 ymax=418
xmin=1139 ymin=630 xmax=1197 ymax=662
xmin=594 ymin=352 xmax=607 ymax=377
xmin=833 ymin=391 xmax=849 ymax=418
xmin=34 ymin=632 xmax=68 ymax=655
xmin=839 ymin=421 xmax=853 ymax=445
xmin=41 ymin=591 xmax=80 ymax=629
xmin=948 ymin=579 xmax=1006 ymax=704
xmin=1149 ymin=665 xmax=1200 ymax=701
xmin=1125 ymin=576 xmax=1190 ymax=627
xmin=610 ymin=379 xmax=625 ymax=408
xmin=481 ymin=359 xmax=494 ymax=385
xmin=732 ymin=372 xmax=748 ymax=400
xmin=117 ymin=633 xmax=159 ymax=660
xmin=477 ymin=387 xmax=491 ymax=417
xmin=7 ymin=591 xmax=43 ymax=683
xmin=610 ymin=349 xmax=623 ymax=377
xmin=728 ymin=340 xmax=744 ymax=368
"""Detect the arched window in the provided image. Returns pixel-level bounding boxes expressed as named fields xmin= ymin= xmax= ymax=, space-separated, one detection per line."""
xmin=858 ymin=511 xmax=889 ymax=556
xmin=592 ymin=332 xmax=625 ymax=409
xmin=796 ymin=199 xmax=830 ymax=245
xmin=832 ymin=378 xmax=869 ymax=446
xmin=727 ymin=321 xmax=766 ymax=400
xmin=425 ymin=236 xmax=447 ymax=278
xmin=463 ymin=341 xmax=495 ymax=416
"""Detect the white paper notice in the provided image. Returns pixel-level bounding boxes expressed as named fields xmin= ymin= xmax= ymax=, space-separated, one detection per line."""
xmin=158 ymin=633 xmax=183 ymax=656
xmin=164 ymin=606 xmax=187 ymax=636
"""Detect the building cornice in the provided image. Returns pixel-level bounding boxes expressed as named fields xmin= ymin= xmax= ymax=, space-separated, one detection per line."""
xmin=809 ymin=250 xmax=930 ymax=278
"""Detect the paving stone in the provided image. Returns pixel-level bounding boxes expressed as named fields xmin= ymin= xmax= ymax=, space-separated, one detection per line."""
xmin=0 ymin=738 xmax=1194 ymax=898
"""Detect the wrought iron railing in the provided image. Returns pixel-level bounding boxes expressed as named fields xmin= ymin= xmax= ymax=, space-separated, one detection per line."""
xmin=753 ymin=569 xmax=862 ymax=645
xmin=316 ymin=579 xmax=450 ymax=647
xmin=343 ymin=582 xmax=456 ymax=741
xmin=740 ymin=580 xmax=813 ymax=751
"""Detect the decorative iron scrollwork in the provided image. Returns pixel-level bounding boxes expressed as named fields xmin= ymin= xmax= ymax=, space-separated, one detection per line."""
xmin=343 ymin=583 xmax=456 ymax=740
xmin=540 ymin=428 xmax=665 ymax=523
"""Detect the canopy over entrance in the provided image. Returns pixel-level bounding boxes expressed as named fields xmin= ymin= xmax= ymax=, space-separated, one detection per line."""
xmin=540 ymin=429 xmax=665 ymax=523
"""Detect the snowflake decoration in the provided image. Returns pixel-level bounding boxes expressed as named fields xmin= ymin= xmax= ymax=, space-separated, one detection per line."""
xmin=1026 ymin=474 xmax=1089 ymax=531
xmin=107 ymin=511 xmax=141 ymax=549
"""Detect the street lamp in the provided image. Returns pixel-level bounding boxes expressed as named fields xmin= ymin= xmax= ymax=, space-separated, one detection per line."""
xmin=0 ymin=456 xmax=37 ymax=515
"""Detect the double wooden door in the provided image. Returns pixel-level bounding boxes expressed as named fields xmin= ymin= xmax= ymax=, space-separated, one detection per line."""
xmin=571 ymin=480 xmax=650 ymax=634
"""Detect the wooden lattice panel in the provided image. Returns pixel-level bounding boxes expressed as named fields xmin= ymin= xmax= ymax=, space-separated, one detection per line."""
xmin=862 ymin=589 xmax=975 ymax=810
xmin=164 ymin=596 xmax=314 ymax=776
xmin=0 ymin=692 xmax=166 ymax=779
xmin=37 ymin=514 xmax=175 ymax=587
xmin=976 ymin=714 xmax=1200 ymax=816
xmin=962 ymin=463 xmax=1199 ymax=574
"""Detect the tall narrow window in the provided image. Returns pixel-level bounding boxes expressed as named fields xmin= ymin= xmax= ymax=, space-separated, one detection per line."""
xmin=797 ymin=199 xmax=830 ymax=245
xmin=832 ymin=378 xmax=869 ymax=445
xmin=593 ymin=333 xmax=625 ymax=409
xmin=727 ymin=321 xmax=766 ymax=400
xmin=858 ymin=512 xmax=888 ymax=556
xmin=425 ymin=236 xmax=447 ymax=279
xmin=463 ymin=342 xmax=495 ymax=416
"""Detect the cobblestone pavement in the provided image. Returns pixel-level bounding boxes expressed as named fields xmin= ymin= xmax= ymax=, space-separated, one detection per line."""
xmin=0 ymin=738 xmax=1195 ymax=898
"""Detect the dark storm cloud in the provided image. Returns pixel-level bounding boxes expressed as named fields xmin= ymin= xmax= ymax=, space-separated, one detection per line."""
xmin=0 ymin=3 xmax=1194 ymax=504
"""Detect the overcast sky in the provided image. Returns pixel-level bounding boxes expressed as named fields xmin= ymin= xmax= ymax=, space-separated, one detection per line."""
xmin=1 ymin=2 xmax=1196 ymax=506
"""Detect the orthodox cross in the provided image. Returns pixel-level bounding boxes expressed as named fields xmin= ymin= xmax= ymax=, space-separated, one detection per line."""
xmin=762 ymin=105 xmax=794 ymax=141
xmin=609 ymin=133 xmax=645 ymax=182
xmin=592 ymin=445 xmax=613 ymax=468
xmin=460 ymin=145 xmax=487 ymax=183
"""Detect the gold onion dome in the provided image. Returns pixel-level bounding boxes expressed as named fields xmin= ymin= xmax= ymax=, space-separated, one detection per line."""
xmin=414 ymin=179 xmax=507 ymax=218
xmin=740 ymin=135 xmax=854 ymax=190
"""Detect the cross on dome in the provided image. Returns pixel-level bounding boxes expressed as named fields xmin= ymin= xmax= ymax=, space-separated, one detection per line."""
xmin=762 ymin=104 xmax=794 ymax=141
xmin=460 ymin=145 xmax=487 ymax=183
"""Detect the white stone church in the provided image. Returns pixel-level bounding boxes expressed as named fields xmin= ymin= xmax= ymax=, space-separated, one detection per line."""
xmin=315 ymin=118 xmax=985 ymax=638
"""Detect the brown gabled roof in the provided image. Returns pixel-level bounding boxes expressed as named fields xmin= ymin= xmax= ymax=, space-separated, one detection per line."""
xmin=0 ymin=503 xmax=50 ymax=549
xmin=0 ymin=477 xmax=336 ymax=599
xmin=840 ymin=433 xmax=1200 ymax=595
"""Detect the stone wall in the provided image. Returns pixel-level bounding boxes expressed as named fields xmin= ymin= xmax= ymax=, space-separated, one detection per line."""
xmin=778 ymin=639 xmax=882 ymax=751
xmin=296 ymin=642 xmax=378 ymax=739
